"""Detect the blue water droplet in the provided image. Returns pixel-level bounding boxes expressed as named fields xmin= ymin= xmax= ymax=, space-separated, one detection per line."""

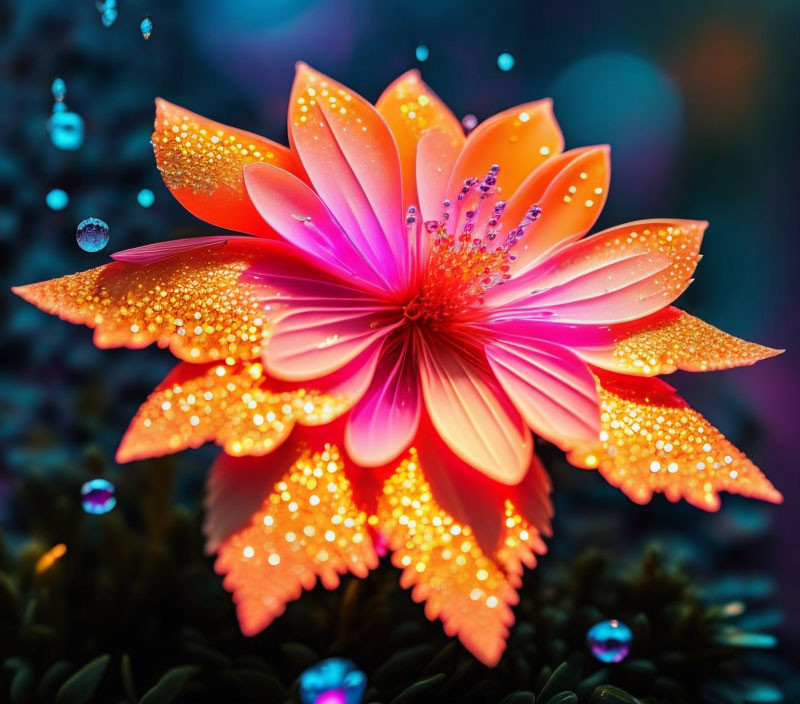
xmin=140 ymin=15 xmax=153 ymax=39
xmin=587 ymin=619 xmax=632 ymax=663
xmin=497 ymin=52 xmax=515 ymax=71
xmin=51 ymin=77 xmax=66 ymax=102
xmin=76 ymin=218 xmax=110 ymax=252
xmin=137 ymin=188 xmax=155 ymax=207
xmin=81 ymin=478 xmax=116 ymax=514
xmin=48 ymin=111 xmax=85 ymax=151
xmin=46 ymin=189 xmax=69 ymax=211
xmin=299 ymin=658 xmax=366 ymax=704
xmin=101 ymin=7 xmax=118 ymax=26
xmin=415 ymin=44 xmax=429 ymax=62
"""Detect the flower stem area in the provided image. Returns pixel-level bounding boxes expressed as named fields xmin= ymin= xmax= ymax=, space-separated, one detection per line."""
xmin=0 ymin=457 xmax=782 ymax=704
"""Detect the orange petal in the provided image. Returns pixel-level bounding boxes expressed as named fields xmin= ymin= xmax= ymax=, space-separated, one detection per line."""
xmin=507 ymin=146 xmax=611 ymax=272
xmin=415 ymin=127 xmax=464 ymax=224
xmin=567 ymin=370 xmax=783 ymax=510
xmin=376 ymin=70 xmax=463 ymax=211
xmin=447 ymin=100 xmax=563 ymax=203
xmin=153 ymin=99 xmax=306 ymax=236
xmin=215 ymin=442 xmax=379 ymax=636
xmin=377 ymin=450 xmax=524 ymax=666
xmin=577 ymin=306 xmax=783 ymax=375
xmin=13 ymin=238 xmax=272 ymax=364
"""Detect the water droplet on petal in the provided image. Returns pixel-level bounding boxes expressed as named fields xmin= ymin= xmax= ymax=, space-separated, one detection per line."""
xmin=76 ymin=217 xmax=110 ymax=252
xmin=46 ymin=189 xmax=69 ymax=210
xmin=140 ymin=15 xmax=152 ymax=39
xmin=81 ymin=478 xmax=117 ymax=514
xmin=299 ymin=658 xmax=366 ymax=704
xmin=497 ymin=52 xmax=515 ymax=71
xmin=461 ymin=114 xmax=478 ymax=133
xmin=48 ymin=110 xmax=85 ymax=151
xmin=51 ymin=77 xmax=66 ymax=102
xmin=137 ymin=188 xmax=155 ymax=207
xmin=415 ymin=44 xmax=429 ymax=62
xmin=587 ymin=619 xmax=633 ymax=663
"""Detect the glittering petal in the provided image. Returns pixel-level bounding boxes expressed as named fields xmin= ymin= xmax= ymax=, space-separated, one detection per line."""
xmin=488 ymin=219 xmax=706 ymax=323
xmin=204 ymin=447 xmax=296 ymax=554
xmin=504 ymin=146 xmax=610 ymax=273
xmin=116 ymin=359 xmax=352 ymax=462
xmin=447 ymin=100 xmax=563 ymax=203
xmin=243 ymin=162 xmax=389 ymax=293
xmin=152 ymin=98 xmax=306 ymax=237
xmin=376 ymin=70 xmax=463 ymax=212
xmin=289 ymin=63 xmax=409 ymax=293
xmin=567 ymin=370 xmax=783 ymax=510
xmin=416 ymin=127 xmax=465 ymax=229
xmin=377 ymin=450 xmax=515 ymax=666
xmin=418 ymin=341 xmax=532 ymax=484
xmin=12 ymin=237 xmax=275 ymax=364
xmin=215 ymin=441 xmax=379 ymax=636
xmin=484 ymin=322 xmax=601 ymax=451
xmin=572 ymin=306 xmax=784 ymax=375
xmin=345 ymin=339 xmax=421 ymax=466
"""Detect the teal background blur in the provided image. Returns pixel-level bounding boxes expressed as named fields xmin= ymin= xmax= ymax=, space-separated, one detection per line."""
xmin=1 ymin=0 xmax=798 ymax=687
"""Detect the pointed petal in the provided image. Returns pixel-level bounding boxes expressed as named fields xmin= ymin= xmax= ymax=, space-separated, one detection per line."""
xmin=485 ymin=323 xmax=601 ymax=451
xmin=376 ymin=70 xmax=463 ymax=212
xmin=447 ymin=100 xmax=563 ymax=203
xmin=489 ymin=219 xmax=707 ymax=323
xmin=243 ymin=162 xmax=389 ymax=293
xmin=418 ymin=342 xmax=532 ymax=484
xmin=152 ymin=98 xmax=305 ymax=236
xmin=568 ymin=370 xmax=783 ymax=510
xmin=377 ymin=450 xmax=519 ymax=666
xmin=12 ymin=237 xmax=277 ymax=364
xmin=573 ymin=306 xmax=783 ymax=375
xmin=505 ymin=146 xmax=610 ymax=272
xmin=215 ymin=441 xmax=379 ymax=636
xmin=345 ymin=339 xmax=421 ymax=467
xmin=289 ymin=64 xmax=409 ymax=293
xmin=416 ymin=127 xmax=465 ymax=224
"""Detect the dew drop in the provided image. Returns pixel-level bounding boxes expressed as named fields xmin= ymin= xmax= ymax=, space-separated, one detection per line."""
xmin=76 ymin=217 xmax=110 ymax=252
xmin=137 ymin=188 xmax=155 ymax=207
xmin=299 ymin=658 xmax=366 ymax=704
xmin=48 ymin=110 xmax=85 ymax=151
xmin=140 ymin=15 xmax=153 ymax=39
xmin=497 ymin=52 xmax=515 ymax=71
xmin=81 ymin=478 xmax=117 ymax=514
xmin=461 ymin=114 xmax=478 ymax=133
xmin=46 ymin=189 xmax=69 ymax=211
xmin=415 ymin=44 xmax=429 ymax=62
xmin=587 ymin=619 xmax=632 ymax=663
xmin=51 ymin=77 xmax=66 ymax=102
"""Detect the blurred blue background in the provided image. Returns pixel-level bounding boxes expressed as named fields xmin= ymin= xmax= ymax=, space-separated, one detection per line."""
xmin=1 ymin=0 xmax=798 ymax=689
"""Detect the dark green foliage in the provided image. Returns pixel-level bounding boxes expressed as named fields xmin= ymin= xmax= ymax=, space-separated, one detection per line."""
xmin=0 ymin=464 xmax=778 ymax=703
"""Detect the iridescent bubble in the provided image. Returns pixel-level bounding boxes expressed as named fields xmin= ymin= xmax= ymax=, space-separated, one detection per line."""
xmin=299 ymin=658 xmax=366 ymax=704
xmin=587 ymin=619 xmax=633 ymax=663
xmin=137 ymin=188 xmax=155 ymax=207
xmin=51 ymin=77 xmax=66 ymax=102
xmin=48 ymin=110 xmax=85 ymax=151
xmin=81 ymin=479 xmax=117 ymax=515
xmin=415 ymin=44 xmax=429 ymax=62
xmin=46 ymin=189 xmax=69 ymax=211
xmin=497 ymin=52 xmax=515 ymax=71
xmin=76 ymin=217 xmax=110 ymax=252
xmin=461 ymin=114 xmax=478 ymax=133
xmin=140 ymin=15 xmax=153 ymax=39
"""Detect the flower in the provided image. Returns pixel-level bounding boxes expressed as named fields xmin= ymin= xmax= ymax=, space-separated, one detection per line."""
xmin=13 ymin=63 xmax=782 ymax=666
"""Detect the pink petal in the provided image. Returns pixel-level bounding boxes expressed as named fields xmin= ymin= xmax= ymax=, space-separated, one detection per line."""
xmin=243 ymin=162 xmax=389 ymax=294
xmin=484 ymin=321 xmax=600 ymax=450
xmin=112 ymin=235 xmax=248 ymax=263
xmin=288 ymin=64 xmax=409 ymax=295
xmin=418 ymin=340 xmax=532 ymax=485
xmin=345 ymin=338 xmax=421 ymax=466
